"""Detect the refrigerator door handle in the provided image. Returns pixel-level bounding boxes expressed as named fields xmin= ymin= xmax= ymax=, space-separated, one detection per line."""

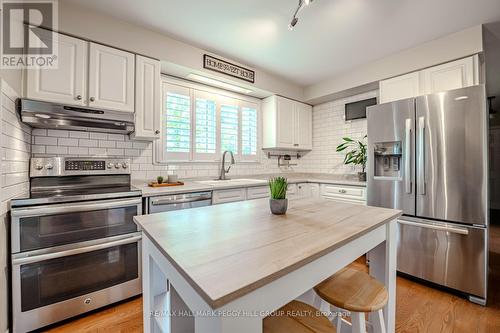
xmin=404 ymin=118 xmax=412 ymax=194
xmin=417 ymin=116 xmax=426 ymax=195
xmin=398 ymin=219 xmax=469 ymax=235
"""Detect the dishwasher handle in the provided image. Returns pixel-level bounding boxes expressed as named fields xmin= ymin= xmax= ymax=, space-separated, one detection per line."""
xmin=150 ymin=193 xmax=212 ymax=206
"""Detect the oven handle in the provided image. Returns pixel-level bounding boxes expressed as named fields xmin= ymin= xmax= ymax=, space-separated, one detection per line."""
xmin=12 ymin=234 xmax=142 ymax=266
xmin=11 ymin=198 xmax=142 ymax=218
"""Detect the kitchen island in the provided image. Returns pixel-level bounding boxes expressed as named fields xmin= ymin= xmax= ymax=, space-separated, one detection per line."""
xmin=134 ymin=198 xmax=401 ymax=333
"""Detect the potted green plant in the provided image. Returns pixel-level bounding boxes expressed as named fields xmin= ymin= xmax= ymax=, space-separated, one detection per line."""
xmin=336 ymin=135 xmax=368 ymax=181
xmin=268 ymin=177 xmax=288 ymax=215
xmin=157 ymin=176 xmax=164 ymax=184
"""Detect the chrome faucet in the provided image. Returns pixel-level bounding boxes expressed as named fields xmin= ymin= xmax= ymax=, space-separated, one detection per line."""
xmin=219 ymin=150 xmax=235 ymax=180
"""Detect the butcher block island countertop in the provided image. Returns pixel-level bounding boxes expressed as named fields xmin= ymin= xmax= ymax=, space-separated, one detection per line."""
xmin=134 ymin=198 xmax=402 ymax=310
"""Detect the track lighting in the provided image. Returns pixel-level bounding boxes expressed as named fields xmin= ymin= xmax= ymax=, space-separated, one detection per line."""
xmin=288 ymin=0 xmax=314 ymax=31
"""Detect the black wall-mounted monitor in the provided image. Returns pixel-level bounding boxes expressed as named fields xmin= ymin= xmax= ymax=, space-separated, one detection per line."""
xmin=345 ymin=97 xmax=377 ymax=121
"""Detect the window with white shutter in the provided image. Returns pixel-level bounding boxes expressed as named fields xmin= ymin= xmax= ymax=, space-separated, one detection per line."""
xmin=220 ymin=98 xmax=239 ymax=154
xmin=156 ymin=80 xmax=260 ymax=163
xmin=241 ymin=103 xmax=258 ymax=160
xmin=160 ymin=83 xmax=191 ymax=161
xmin=194 ymin=91 xmax=217 ymax=160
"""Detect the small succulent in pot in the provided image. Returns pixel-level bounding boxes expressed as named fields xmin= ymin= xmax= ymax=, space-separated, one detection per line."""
xmin=157 ymin=176 xmax=164 ymax=184
xmin=269 ymin=177 xmax=288 ymax=215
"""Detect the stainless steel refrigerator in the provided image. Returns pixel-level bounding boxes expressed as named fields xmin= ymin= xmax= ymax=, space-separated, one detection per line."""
xmin=367 ymin=85 xmax=488 ymax=305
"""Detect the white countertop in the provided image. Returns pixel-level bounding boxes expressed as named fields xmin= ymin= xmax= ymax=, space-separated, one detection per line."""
xmin=133 ymin=173 xmax=366 ymax=197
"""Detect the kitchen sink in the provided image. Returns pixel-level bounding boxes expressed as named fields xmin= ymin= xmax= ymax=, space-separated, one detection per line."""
xmin=197 ymin=179 xmax=267 ymax=186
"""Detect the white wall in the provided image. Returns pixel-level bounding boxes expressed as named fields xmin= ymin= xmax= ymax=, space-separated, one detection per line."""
xmin=0 ymin=79 xmax=30 ymax=333
xmin=30 ymin=89 xmax=378 ymax=180
xmin=30 ymin=129 xmax=300 ymax=181
xmin=305 ymin=25 xmax=484 ymax=104
xmin=296 ymin=91 xmax=377 ymax=174
xmin=56 ymin=1 xmax=304 ymax=101
xmin=484 ymin=23 xmax=500 ymax=111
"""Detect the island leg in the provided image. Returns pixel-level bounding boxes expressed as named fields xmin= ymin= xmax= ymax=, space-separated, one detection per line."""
xmin=368 ymin=219 xmax=397 ymax=333
xmin=143 ymin=237 xmax=171 ymax=332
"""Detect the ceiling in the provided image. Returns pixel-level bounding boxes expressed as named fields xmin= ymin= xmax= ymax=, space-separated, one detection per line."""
xmin=66 ymin=0 xmax=500 ymax=86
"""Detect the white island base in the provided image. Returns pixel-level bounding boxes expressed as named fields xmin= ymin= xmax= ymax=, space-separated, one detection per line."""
xmin=136 ymin=199 xmax=399 ymax=333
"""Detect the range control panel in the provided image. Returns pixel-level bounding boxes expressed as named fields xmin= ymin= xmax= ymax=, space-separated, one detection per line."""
xmin=30 ymin=157 xmax=131 ymax=177
xmin=65 ymin=160 xmax=106 ymax=171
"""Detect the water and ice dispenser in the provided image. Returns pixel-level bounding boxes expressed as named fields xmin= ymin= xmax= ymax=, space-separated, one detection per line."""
xmin=373 ymin=141 xmax=402 ymax=178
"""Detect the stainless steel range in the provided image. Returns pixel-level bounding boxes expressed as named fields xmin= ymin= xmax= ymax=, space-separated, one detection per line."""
xmin=10 ymin=157 xmax=143 ymax=332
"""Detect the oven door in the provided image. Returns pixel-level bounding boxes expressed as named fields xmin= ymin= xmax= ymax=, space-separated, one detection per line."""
xmin=12 ymin=233 xmax=142 ymax=333
xmin=11 ymin=197 xmax=142 ymax=253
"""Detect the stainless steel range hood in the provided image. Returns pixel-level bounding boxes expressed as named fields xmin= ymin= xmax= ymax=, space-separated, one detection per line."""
xmin=18 ymin=99 xmax=135 ymax=134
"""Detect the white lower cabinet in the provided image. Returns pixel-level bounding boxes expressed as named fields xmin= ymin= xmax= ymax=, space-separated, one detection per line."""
xmin=212 ymin=183 xmax=366 ymax=205
xmin=212 ymin=188 xmax=247 ymax=205
xmin=297 ymin=183 xmax=313 ymax=198
xmin=286 ymin=183 xmax=298 ymax=199
xmin=320 ymin=184 xmax=366 ymax=205
xmin=310 ymin=183 xmax=320 ymax=198
xmin=247 ymin=186 xmax=270 ymax=200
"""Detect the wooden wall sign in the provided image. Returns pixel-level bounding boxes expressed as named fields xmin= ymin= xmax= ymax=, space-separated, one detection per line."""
xmin=203 ymin=55 xmax=255 ymax=83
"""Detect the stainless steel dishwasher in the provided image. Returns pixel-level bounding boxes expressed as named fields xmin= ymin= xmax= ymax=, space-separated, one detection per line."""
xmin=147 ymin=191 xmax=212 ymax=214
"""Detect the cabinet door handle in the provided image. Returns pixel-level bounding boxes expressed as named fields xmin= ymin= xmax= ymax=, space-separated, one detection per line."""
xmin=155 ymin=130 xmax=160 ymax=135
xmin=75 ymin=95 xmax=82 ymax=100
xmin=294 ymin=143 xmax=299 ymax=146
xmin=89 ymin=97 xmax=95 ymax=102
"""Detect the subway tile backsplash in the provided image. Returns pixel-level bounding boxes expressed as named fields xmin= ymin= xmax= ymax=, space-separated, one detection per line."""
xmin=298 ymin=90 xmax=377 ymax=174
xmin=30 ymin=90 xmax=377 ymax=181
xmin=1 ymin=80 xmax=30 ymax=215
xmin=31 ymin=128 xmax=286 ymax=180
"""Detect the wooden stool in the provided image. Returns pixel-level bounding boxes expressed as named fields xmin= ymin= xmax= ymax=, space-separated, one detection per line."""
xmin=314 ymin=268 xmax=388 ymax=333
xmin=264 ymin=300 xmax=336 ymax=333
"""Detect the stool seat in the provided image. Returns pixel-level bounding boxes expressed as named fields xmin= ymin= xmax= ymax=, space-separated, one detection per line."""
xmin=314 ymin=268 xmax=388 ymax=313
xmin=264 ymin=300 xmax=336 ymax=333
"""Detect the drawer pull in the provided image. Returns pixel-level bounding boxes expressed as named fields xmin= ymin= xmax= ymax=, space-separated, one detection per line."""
xmin=338 ymin=189 xmax=347 ymax=194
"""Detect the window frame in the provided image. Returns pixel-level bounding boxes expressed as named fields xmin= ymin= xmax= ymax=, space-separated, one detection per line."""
xmin=155 ymin=78 xmax=261 ymax=164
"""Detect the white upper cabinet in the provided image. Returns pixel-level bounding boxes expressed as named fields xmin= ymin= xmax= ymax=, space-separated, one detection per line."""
xmin=276 ymin=96 xmax=296 ymax=148
xmin=25 ymin=33 xmax=136 ymax=114
xmin=131 ymin=55 xmax=161 ymax=140
xmin=88 ymin=43 xmax=135 ymax=112
xmin=25 ymin=33 xmax=87 ymax=106
xmin=295 ymin=102 xmax=313 ymax=150
xmin=379 ymin=72 xmax=421 ymax=104
xmin=262 ymin=95 xmax=312 ymax=150
xmin=421 ymin=56 xmax=478 ymax=95
xmin=379 ymin=55 xmax=479 ymax=104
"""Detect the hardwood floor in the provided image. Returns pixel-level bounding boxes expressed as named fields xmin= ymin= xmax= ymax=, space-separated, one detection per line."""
xmin=45 ymin=258 xmax=500 ymax=333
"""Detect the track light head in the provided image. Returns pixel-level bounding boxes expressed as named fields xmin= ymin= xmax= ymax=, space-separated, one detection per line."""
xmin=288 ymin=17 xmax=298 ymax=30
